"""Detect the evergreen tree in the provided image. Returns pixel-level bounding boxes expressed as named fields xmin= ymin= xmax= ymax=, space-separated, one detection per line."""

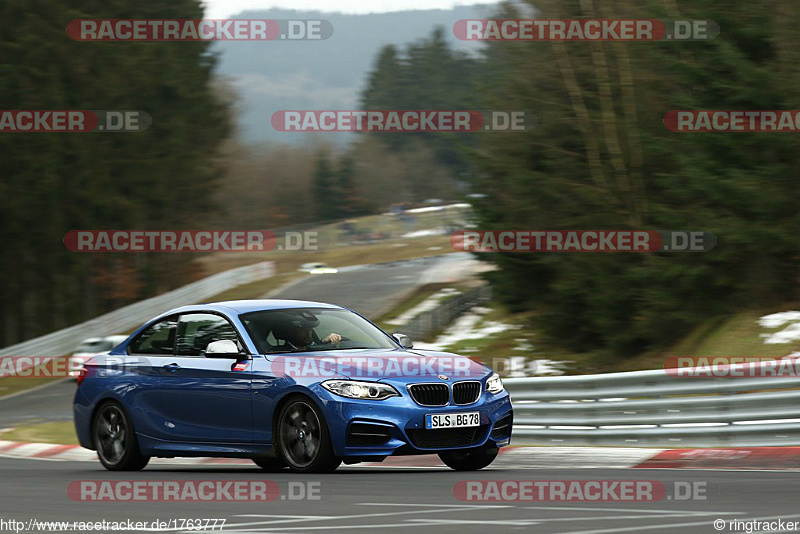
xmin=312 ymin=151 xmax=339 ymax=221
xmin=336 ymin=155 xmax=367 ymax=217
xmin=0 ymin=0 xmax=230 ymax=344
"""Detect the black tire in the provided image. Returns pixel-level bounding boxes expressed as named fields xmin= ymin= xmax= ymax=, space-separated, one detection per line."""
xmin=275 ymin=397 xmax=340 ymax=473
xmin=439 ymin=444 xmax=498 ymax=471
xmin=252 ymin=455 xmax=286 ymax=472
xmin=92 ymin=402 xmax=150 ymax=471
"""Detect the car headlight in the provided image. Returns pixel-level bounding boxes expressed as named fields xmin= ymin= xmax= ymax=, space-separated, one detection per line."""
xmin=486 ymin=373 xmax=504 ymax=394
xmin=321 ymin=380 xmax=399 ymax=400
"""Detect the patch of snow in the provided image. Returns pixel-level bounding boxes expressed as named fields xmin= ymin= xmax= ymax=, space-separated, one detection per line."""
xmin=404 ymin=203 xmax=471 ymax=214
xmin=512 ymin=338 xmax=535 ymax=351
xmin=413 ymin=306 xmax=512 ymax=349
xmin=760 ymin=311 xmax=800 ymax=344
xmin=401 ymin=228 xmax=447 ymax=238
xmin=433 ymin=318 xmax=514 ymax=347
xmin=763 ymin=323 xmax=800 ymax=344
xmin=759 ymin=311 xmax=800 ymax=329
xmin=412 ymin=305 xmax=570 ymax=376
xmin=530 ymin=359 xmax=569 ymax=376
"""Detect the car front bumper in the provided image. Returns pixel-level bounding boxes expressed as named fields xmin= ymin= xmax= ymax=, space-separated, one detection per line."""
xmin=312 ymin=385 xmax=513 ymax=458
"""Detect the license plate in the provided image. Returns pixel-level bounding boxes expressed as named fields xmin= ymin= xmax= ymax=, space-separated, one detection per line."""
xmin=425 ymin=412 xmax=480 ymax=430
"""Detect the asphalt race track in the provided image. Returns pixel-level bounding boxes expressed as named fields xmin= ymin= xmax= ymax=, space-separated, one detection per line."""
xmin=267 ymin=253 xmax=479 ymax=318
xmin=0 ymin=379 xmax=76 ymax=429
xmin=0 ymin=457 xmax=798 ymax=533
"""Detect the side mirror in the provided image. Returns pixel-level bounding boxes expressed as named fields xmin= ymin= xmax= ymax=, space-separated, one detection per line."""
xmin=392 ymin=333 xmax=413 ymax=349
xmin=204 ymin=339 xmax=242 ymax=359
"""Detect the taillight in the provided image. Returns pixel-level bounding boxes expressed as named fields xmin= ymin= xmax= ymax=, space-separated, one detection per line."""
xmin=76 ymin=366 xmax=87 ymax=386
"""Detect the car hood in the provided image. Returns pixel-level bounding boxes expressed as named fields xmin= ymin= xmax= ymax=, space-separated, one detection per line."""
xmin=379 ymin=348 xmax=492 ymax=386
xmin=265 ymin=348 xmax=491 ymax=383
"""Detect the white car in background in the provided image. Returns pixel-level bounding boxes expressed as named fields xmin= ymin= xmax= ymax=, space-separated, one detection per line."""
xmin=69 ymin=335 xmax=127 ymax=376
xmin=299 ymin=262 xmax=338 ymax=274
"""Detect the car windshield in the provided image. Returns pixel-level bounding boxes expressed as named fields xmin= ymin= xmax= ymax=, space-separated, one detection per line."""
xmin=240 ymin=308 xmax=397 ymax=354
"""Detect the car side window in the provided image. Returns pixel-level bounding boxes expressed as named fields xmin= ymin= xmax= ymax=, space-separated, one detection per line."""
xmin=176 ymin=313 xmax=241 ymax=357
xmin=128 ymin=318 xmax=178 ymax=355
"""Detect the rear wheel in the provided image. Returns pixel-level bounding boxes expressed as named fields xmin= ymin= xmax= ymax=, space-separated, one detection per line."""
xmin=92 ymin=402 xmax=149 ymax=471
xmin=439 ymin=444 xmax=498 ymax=471
xmin=276 ymin=398 xmax=340 ymax=473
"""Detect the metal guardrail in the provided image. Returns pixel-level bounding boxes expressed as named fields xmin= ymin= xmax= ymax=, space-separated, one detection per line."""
xmin=507 ymin=362 xmax=800 ymax=447
xmin=395 ymin=284 xmax=491 ymax=342
xmin=0 ymin=262 xmax=275 ymax=359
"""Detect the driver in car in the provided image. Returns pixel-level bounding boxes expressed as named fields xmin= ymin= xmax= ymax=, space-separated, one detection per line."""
xmin=280 ymin=315 xmax=342 ymax=351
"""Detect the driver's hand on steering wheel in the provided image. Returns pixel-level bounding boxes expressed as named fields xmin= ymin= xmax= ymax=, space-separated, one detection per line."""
xmin=321 ymin=333 xmax=342 ymax=344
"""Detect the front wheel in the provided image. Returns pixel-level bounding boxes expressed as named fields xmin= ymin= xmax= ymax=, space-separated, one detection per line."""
xmin=439 ymin=444 xmax=498 ymax=471
xmin=276 ymin=397 xmax=340 ymax=473
xmin=252 ymin=455 xmax=286 ymax=472
xmin=92 ymin=402 xmax=149 ymax=471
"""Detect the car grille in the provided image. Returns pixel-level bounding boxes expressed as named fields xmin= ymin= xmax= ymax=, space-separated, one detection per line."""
xmin=491 ymin=414 xmax=513 ymax=439
xmin=407 ymin=425 xmax=487 ymax=449
xmin=453 ymin=381 xmax=481 ymax=405
xmin=408 ymin=384 xmax=449 ymax=406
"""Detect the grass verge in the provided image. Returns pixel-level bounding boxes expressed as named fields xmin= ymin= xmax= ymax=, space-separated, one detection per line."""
xmin=0 ymin=421 xmax=79 ymax=445
xmin=421 ymin=302 xmax=800 ymax=375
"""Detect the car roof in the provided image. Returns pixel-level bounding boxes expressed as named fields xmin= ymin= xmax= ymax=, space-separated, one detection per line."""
xmin=164 ymin=299 xmax=344 ymax=317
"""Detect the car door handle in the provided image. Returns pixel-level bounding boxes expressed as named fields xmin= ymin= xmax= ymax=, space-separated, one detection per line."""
xmin=163 ymin=363 xmax=181 ymax=372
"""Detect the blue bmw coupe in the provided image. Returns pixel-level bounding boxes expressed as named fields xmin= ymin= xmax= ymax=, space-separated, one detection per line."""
xmin=73 ymin=300 xmax=513 ymax=473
